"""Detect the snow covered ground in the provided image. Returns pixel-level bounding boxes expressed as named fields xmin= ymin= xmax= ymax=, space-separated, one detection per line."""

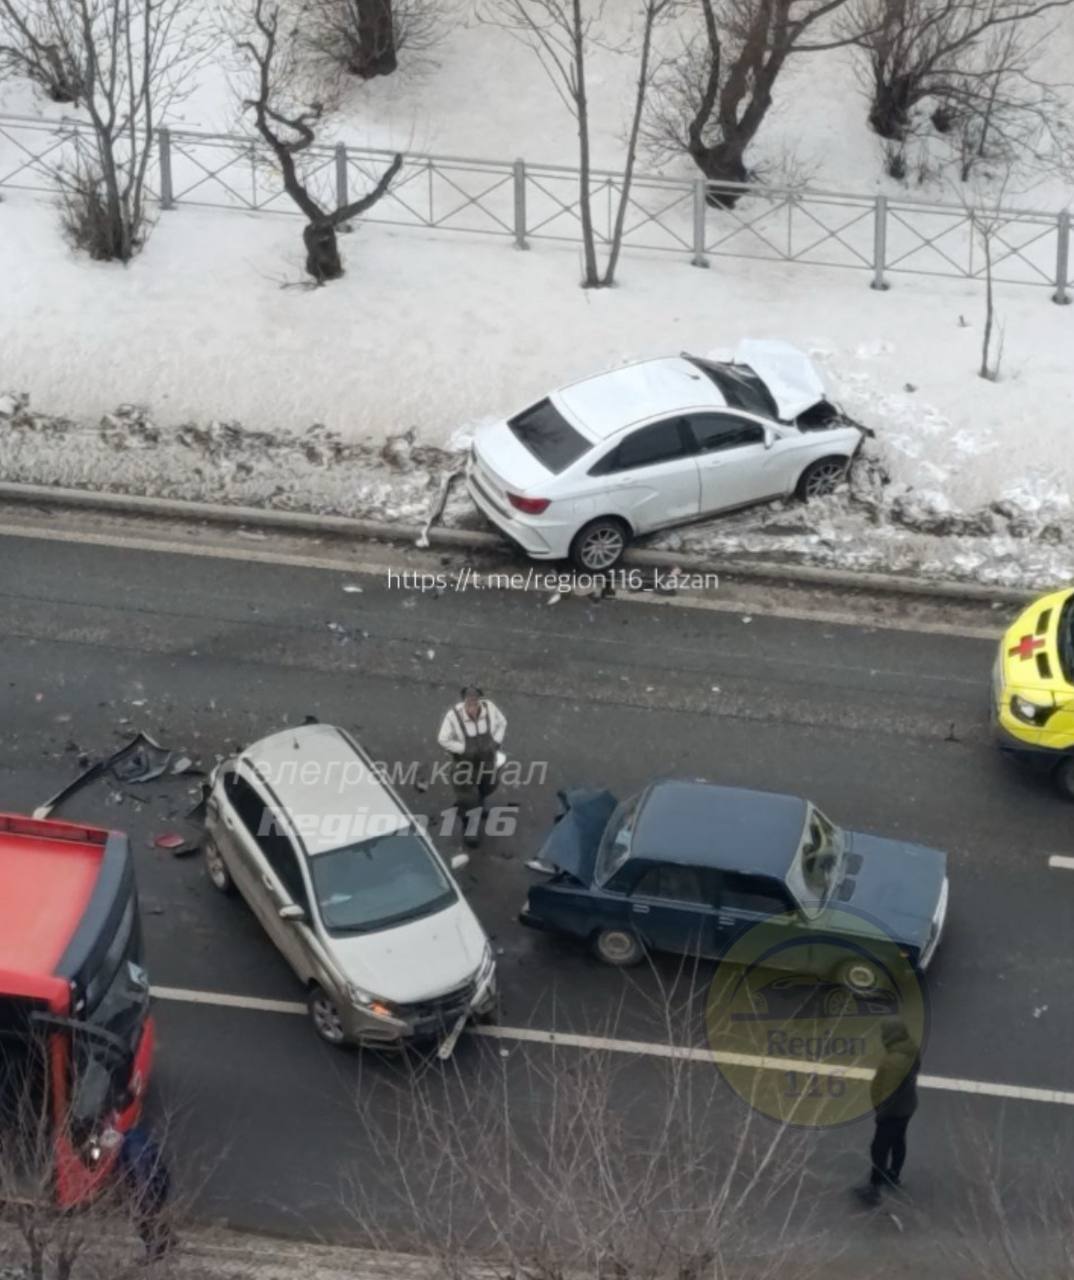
xmin=1 ymin=1 xmax=1073 ymax=587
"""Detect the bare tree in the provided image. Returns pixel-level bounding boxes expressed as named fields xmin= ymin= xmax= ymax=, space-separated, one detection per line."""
xmin=0 ymin=1033 xmax=183 ymax=1280
xmin=229 ymin=0 xmax=403 ymax=282
xmin=481 ymin=0 xmax=677 ymax=288
xmin=0 ymin=0 xmax=83 ymax=103
xmin=298 ymin=0 xmax=443 ymax=80
xmin=645 ymin=0 xmax=863 ymax=207
xmin=844 ymin=0 xmax=1074 ymax=144
xmin=342 ymin=982 xmax=823 ymax=1279
xmin=3 ymin=0 xmax=209 ymax=261
xmin=951 ymin=165 xmax=1015 ymax=379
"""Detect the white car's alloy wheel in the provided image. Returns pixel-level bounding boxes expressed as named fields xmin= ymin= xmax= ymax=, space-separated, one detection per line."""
xmin=573 ymin=520 xmax=627 ymax=571
xmin=800 ymin=458 xmax=848 ymax=500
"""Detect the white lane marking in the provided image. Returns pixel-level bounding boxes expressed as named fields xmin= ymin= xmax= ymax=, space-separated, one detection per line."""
xmin=1048 ymin=855 xmax=1074 ymax=871
xmin=151 ymin=985 xmax=305 ymax=1017
xmin=151 ymin=986 xmax=1074 ymax=1107
xmin=0 ymin=520 xmax=1002 ymax=641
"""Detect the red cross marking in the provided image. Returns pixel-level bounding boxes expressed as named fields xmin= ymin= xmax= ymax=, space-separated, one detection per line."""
xmin=1009 ymin=634 xmax=1045 ymax=661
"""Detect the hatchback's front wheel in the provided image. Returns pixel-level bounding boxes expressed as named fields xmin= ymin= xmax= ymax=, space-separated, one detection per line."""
xmin=1055 ymin=755 xmax=1074 ymax=801
xmin=570 ymin=517 xmax=630 ymax=572
xmin=308 ymin=985 xmax=348 ymax=1047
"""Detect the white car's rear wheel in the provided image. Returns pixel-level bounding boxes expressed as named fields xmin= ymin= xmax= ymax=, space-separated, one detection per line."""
xmin=570 ymin=518 xmax=629 ymax=571
xmin=797 ymin=457 xmax=849 ymax=501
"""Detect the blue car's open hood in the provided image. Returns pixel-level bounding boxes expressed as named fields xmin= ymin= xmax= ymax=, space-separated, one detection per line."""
xmin=535 ymin=788 xmax=619 ymax=883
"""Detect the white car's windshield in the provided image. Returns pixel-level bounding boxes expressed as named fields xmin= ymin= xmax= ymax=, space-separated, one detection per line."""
xmin=786 ymin=804 xmax=844 ymax=918
xmin=595 ymin=795 xmax=641 ymax=887
xmin=310 ymin=829 xmax=456 ymax=933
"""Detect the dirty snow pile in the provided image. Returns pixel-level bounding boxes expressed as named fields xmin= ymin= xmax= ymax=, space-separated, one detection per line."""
xmin=3 ymin=389 xmax=1072 ymax=590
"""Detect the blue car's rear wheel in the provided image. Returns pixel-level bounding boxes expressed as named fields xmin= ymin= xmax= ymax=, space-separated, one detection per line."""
xmin=592 ymin=927 xmax=645 ymax=967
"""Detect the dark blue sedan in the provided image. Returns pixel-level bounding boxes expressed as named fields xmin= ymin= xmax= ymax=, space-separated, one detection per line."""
xmin=519 ymin=780 xmax=949 ymax=981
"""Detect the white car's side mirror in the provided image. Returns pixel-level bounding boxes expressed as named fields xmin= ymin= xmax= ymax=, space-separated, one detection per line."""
xmin=451 ymin=853 xmax=470 ymax=871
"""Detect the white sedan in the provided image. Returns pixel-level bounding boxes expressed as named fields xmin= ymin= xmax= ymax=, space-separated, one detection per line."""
xmin=466 ymin=340 xmax=866 ymax=571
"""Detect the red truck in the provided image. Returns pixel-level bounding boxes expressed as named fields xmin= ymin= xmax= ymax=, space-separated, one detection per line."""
xmin=0 ymin=812 xmax=155 ymax=1206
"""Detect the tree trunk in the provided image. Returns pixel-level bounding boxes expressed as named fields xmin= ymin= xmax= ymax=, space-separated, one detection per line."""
xmin=868 ymin=73 xmax=916 ymax=141
xmin=691 ymin=140 xmax=749 ymax=209
xmin=571 ymin=0 xmax=600 ymax=287
xmin=304 ymin=222 xmax=344 ymax=281
xmin=350 ymin=0 xmax=397 ymax=79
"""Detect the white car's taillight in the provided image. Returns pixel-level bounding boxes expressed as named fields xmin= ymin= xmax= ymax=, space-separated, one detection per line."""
xmin=507 ymin=493 xmax=551 ymax=515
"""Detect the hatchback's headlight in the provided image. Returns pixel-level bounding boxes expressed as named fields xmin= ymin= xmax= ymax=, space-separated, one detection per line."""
xmin=346 ymin=982 xmax=395 ymax=1019
xmin=1011 ymin=694 xmax=1054 ymax=726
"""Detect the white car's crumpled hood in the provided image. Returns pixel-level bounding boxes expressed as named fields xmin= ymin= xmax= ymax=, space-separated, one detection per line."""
xmin=732 ymin=339 xmax=828 ymax=421
xmin=327 ymin=897 xmax=488 ymax=1004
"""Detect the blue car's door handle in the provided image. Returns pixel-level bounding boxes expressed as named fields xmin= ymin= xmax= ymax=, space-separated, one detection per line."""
xmin=632 ymin=904 xmax=650 ymax=914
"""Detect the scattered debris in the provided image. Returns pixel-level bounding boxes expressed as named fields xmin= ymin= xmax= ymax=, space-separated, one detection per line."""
xmin=711 ymin=686 xmax=720 ymax=693
xmin=153 ymin=832 xmax=187 ymax=850
xmin=236 ymin=528 xmax=268 ymax=541
xmin=416 ymin=466 xmax=464 ymax=549
xmin=1033 ymin=1005 xmax=1049 ymax=1019
xmin=33 ymin=731 xmax=197 ymax=819
xmin=34 ymin=692 xmax=43 ymax=702
xmin=546 ymin=591 xmax=562 ymax=607
xmin=742 ymin=616 xmax=753 ymax=624
xmin=342 ymin=584 xmax=364 ymax=594
xmin=426 ymin=649 xmax=436 ymax=660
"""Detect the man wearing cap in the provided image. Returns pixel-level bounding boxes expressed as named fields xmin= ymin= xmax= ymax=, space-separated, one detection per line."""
xmin=438 ymin=686 xmax=508 ymax=847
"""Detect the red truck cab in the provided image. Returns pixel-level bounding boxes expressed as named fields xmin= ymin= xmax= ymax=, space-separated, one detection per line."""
xmin=0 ymin=813 xmax=155 ymax=1207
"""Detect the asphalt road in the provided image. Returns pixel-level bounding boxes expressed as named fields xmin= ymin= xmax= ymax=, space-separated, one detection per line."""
xmin=1 ymin=516 xmax=1073 ymax=1275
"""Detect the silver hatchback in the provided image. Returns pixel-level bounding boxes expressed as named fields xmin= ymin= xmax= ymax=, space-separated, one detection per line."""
xmin=203 ymin=723 xmax=497 ymax=1049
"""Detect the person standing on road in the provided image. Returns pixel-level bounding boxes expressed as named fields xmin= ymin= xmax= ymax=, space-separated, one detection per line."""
xmin=856 ymin=1017 xmax=920 ymax=1206
xmin=437 ymin=686 xmax=507 ymax=848
xmin=118 ymin=1124 xmax=176 ymax=1263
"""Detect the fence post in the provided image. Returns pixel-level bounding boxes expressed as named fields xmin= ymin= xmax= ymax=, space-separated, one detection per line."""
xmin=335 ymin=142 xmax=348 ymax=210
xmin=871 ymin=194 xmax=888 ymax=290
xmin=1053 ymin=208 xmax=1071 ymax=305
xmin=158 ymin=127 xmax=174 ymax=211
xmin=513 ymin=159 xmax=528 ymax=251
xmin=692 ymin=178 xmax=709 ymax=268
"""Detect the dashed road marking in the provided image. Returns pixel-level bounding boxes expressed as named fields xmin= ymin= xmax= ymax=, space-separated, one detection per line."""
xmin=1048 ymin=855 xmax=1074 ymax=871
xmin=151 ymin=985 xmax=1074 ymax=1108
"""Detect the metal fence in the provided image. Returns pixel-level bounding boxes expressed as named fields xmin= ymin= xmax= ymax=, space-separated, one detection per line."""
xmin=1 ymin=111 xmax=1071 ymax=302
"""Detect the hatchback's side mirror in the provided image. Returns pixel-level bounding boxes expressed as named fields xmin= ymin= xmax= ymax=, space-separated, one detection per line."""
xmin=450 ymin=853 xmax=470 ymax=871
xmin=278 ymin=903 xmax=306 ymax=922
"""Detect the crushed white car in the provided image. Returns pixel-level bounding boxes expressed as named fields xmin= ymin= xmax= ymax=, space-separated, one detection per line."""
xmin=467 ymin=339 xmax=868 ymax=571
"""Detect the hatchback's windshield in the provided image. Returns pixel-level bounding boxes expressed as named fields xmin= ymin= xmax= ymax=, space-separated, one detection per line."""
xmin=786 ymin=804 xmax=843 ymax=917
xmin=595 ymin=795 xmax=641 ymax=886
xmin=1059 ymin=596 xmax=1074 ymax=684
xmin=310 ymin=829 xmax=456 ymax=933
xmin=508 ymin=398 xmax=591 ymax=475
xmin=684 ymin=357 xmax=778 ymax=420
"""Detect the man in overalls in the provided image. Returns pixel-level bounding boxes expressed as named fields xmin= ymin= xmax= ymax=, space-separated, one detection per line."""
xmin=437 ymin=685 xmax=507 ymax=847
